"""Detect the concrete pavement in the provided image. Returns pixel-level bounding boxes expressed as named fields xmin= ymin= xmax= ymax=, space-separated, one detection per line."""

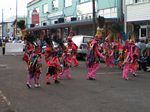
xmin=0 ymin=56 xmax=150 ymax=112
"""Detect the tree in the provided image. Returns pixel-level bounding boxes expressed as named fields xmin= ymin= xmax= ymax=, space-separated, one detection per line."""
xmin=17 ymin=20 xmax=26 ymax=30
xmin=111 ymin=23 xmax=123 ymax=33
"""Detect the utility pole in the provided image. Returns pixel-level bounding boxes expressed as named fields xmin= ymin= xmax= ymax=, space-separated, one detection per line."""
xmin=123 ymin=0 xmax=127 ymax=33
xmin=2 ymin=9 xmax=4 ymax=40
xmin=15 ymin=0 xmax=18 ymax=38
xmin=92 ymin=0 xmax=96 ymax=36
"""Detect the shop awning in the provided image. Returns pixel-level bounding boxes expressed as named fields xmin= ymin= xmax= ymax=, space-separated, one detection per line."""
xmin=28 ymin=18 xmax=117 ymax=31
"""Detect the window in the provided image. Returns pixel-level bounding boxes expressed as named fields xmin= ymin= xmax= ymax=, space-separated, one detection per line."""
xmin=65 ymin=0 xmax=72 ymax=7
xmin=135 ymin=0 xmax=141 ymax=3
xmin=134 ymin=0 xmax=148 ymax=3
xmin=43 ymin=4 xmax=48 ymax=13
xmin=104 ymin=9 xmax=111 ymax=18
xmin=83 ymin=37 xmax=92 ymax=43
xmin=88 ymin=14 xmax=92 ymax=19
xmin=141 ymin=28 xmax=147 ymax=37
xmin=143 ymin=0 xmax=149 ymax=2
xmin=52 ymin=0 xmax=59 ymax=10
xmin=80 ymin=0 xmax=89 ymax=3
xmin=99 ymin=10 xmax=104 ymax=16
xmin=35 ymin=7 xmax=39 ymax=13
xmin=98 ymin=7 xmax=117 ymax=18
xmin=111 ymin=8 xmax=117 ymax=18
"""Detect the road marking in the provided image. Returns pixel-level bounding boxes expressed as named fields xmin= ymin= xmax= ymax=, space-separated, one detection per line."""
xmin=97 ymin=72 xmax=121 ymax=75
xmin=0 ymin=90 xmax=11 ymax=106
xmin=0 ymin=64 xmax=7 ymax=68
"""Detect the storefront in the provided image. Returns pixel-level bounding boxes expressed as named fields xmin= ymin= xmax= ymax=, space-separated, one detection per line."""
xmin=126 ymin=1 xmax=150 ymax=41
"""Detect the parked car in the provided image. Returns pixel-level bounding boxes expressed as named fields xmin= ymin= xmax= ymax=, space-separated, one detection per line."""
xmin=71 ymin=35 xmax=93 ymax=60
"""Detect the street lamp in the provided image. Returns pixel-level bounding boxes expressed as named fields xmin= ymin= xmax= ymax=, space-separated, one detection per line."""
xmin=92 ymin=0 xmax=96 ymax=36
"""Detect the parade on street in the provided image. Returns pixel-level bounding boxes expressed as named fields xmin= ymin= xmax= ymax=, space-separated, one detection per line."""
xmin=0 ymin=0 xmax=150 ymax=112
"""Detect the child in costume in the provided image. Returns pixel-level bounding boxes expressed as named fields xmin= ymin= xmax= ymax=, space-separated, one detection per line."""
xmin=27 ymin=52 xmax=41 ymax=88
xmin=67 ymin=31 xmax=79 ymax=67
xmin=22 ymin=41 xmax=36 ymax=88
xmin=23 ymin=40 xmax=42 ymax=88
xmin=44 ymin=46 xmax=60 ymax=84
xmin=33 ymin=46 xmax=42 ymax=87
xmin=86 ymin=27 xmax=105 ymax=80
xmin=59 ymin=46 xmax=72 ymax=80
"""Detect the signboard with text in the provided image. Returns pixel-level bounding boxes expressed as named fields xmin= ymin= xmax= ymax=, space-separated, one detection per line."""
xmin=32 ymin=10 xmax=39 ymax=25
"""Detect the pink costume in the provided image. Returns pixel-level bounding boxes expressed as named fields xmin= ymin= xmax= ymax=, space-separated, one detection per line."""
xmin=46 ymin=54 xmax=61 ymax=84
xmin=59 ymin=51 xmax=72 ymax=80
xmin=122 ymin=51 xmax=131 ymax=80
xmin=105 ymin=49 xmax=114 ymax=68
xmin=87 ymin=38 xmax=105 ymax=80
xmin=23 ymin=42 xmax=41 ymax=88
xmin=44 ymin=46 xmax=60 ymax=84
xmin=67 ymin=38 xmax=79 ymax=67
xmin=129 ymin=45 xmax=139 ymax=75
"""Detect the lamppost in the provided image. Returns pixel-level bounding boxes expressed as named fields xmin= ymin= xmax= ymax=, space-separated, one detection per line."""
xmin=92 ymin=0 xmax=96 ymax=36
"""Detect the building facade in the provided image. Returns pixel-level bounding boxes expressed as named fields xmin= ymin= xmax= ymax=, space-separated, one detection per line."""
xmin=27 ymin=0 xmax=122 ymax=28
xmin=0 ymin=16 xmax=26 ymax=39
xmin=0 ymin=22 xmax=12 ymax=39
xmin=125 ymin=0 xmax=150 ymax=40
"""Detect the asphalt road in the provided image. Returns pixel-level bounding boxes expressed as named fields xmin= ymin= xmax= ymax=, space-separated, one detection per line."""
xmin=0 ymin=56 xmax=150 ymax=112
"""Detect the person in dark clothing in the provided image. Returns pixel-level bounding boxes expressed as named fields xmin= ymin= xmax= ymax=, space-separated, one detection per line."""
xmin=139 ymin=50 xmax=148 ymax=71
xmin=0 ymin=39 xmax=2 ymax=46
xmin=2 ymin=41 xmax=5 ymax=55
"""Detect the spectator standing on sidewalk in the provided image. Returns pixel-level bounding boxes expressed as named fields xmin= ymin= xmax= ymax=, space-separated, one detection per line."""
xmin=146 ymin=39 xmax=150 ymax=71
xmin=0 ymin=39 xmax=2 ymax=46
xmin=2 ymin=41 xmax=5 ymax=55
xmin=136 ymin=40 xmax=146 ymax=56
xmin=136 ymin=40 xmax=146 ymax=70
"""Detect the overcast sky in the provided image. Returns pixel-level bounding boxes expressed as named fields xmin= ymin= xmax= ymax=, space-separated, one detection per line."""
xmin=0 ymin=0 xmax=32 ymax=22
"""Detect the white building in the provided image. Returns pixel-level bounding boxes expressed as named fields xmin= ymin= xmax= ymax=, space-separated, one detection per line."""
xmin=124 ymin=0 xmax=150 ymax=40
xmin=4 ymin=16 xmax=26 ymax=39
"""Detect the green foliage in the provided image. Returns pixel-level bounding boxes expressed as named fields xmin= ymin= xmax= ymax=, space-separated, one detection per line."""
xmin=17 ymin=20 xmax=26 ymax=30
xmin=111 ymin=23 xmax=123 ymax=33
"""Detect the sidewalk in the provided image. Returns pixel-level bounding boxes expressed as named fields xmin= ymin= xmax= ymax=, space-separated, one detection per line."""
xmin=0 ymin=47 xmax=2 ymax=56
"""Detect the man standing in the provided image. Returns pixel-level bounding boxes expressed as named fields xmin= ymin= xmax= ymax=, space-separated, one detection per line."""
xmin=136 ymin=40 xmax=146 ymax=56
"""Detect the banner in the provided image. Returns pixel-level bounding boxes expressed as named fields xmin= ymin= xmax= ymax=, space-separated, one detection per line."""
xmin=5 ymin=43 xmax=24 ymax=55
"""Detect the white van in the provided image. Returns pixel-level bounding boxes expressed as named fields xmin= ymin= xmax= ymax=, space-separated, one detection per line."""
xmin=71 ymin=35 xmax=93 ymax=59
